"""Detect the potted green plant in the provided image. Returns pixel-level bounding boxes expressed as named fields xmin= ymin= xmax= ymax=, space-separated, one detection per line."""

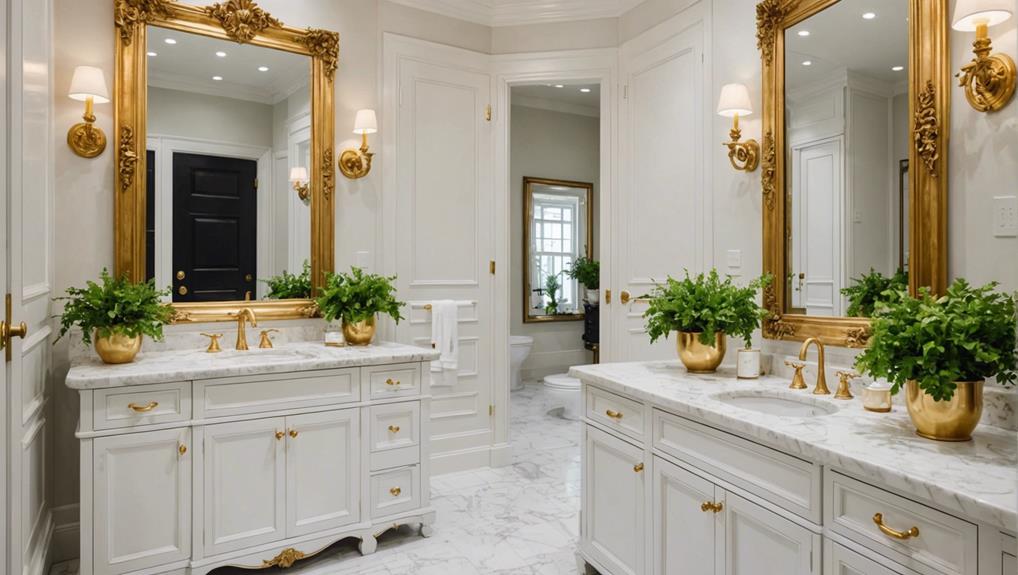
xmin=544 ymin=273 xmax=562 ymax=315
xmin=644 ymin=270 xmax=770 ymax=373
xmin=316 ymin=267 xmax=405 ymax=346
xmin=841 ymin=268 xmax=908 ymax=317
xmin=854 ymin=279 xmax=1017 ymax=441
xmin=261 ymin=261 xmax=312 ymax=299
xmin=567 ymin=256 xmax=600 ymax=304
xmin=55 ymin=269 xmax=173 ymax=364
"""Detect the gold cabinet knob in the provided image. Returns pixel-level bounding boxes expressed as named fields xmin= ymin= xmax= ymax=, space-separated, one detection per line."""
xmin=633 ymin=462 xmax=644 ymax=473
xmin=128 ymin=401 xmax=159 ymax=413
xmin=288 ymin=429 xmax=299 ymax=439
xmin=176 ymin=270 xmax=186 ymax=280
xmin=178 ymin=285 xmax=188 ymax=296
xmin=605 ymin=409 xmax=623 ymax=420
xmin=275 ymin=430 xmax=285 ymax=440
xmin=201 ymin=333 xmax=223 ymax=353
xmin=389 ymin=487 xmax=402 ymax=497
xmin=388 ymin=425 xmax=400 ymax=433
xmin=178 ymin=443 xmax=187 ymax=456
xmin=700 ymin=501 xmax=723 ymax=513
xmin=245 ymin=273 xmax=253 ymax=282
xmin=873 ymin=513 xmax=919 ymax=540
xmin=386 ymin=378 xmax=400 ymax=386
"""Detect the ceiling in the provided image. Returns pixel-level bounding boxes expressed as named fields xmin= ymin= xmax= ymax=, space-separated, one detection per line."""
xmin=512 ymin=83 xmax=601 ymax=117
xmin=146 ymin=26 xmax=309 ymax=105
xmin=785 ymin=0 xmax=909 ymax=91
xmin=387 ymin=0 xmax=647 ymax=27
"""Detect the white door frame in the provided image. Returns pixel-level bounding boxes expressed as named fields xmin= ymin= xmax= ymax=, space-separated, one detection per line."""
xmin=0 ymin=0 xmax=9 ymax=568
xmin=491 ymin=49 xmax=617 ymax=464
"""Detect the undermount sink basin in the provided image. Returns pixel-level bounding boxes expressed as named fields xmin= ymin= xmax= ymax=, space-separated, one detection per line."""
xmin=713 ymin=391 xmax=839 ymax=417
xmin=212 ymin=348 xmax=314 ymax=362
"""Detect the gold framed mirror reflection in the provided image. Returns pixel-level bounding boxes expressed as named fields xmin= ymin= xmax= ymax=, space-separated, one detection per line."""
xmin=758 ymin=0 xmax=949 ymax=347
xmin=113 ymin=0 xmax=337 ymax=322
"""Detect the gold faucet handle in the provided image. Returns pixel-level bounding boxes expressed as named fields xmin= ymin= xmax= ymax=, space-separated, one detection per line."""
xmin=834 ymin=370 xmax=859 ymax=400
xmin=785 ymin=360 xmax=807 ymax=390
xmin=201 ymin=333 xmax=223 ymax=353
xmin=259 ymin=329 xmax=279 ymax=349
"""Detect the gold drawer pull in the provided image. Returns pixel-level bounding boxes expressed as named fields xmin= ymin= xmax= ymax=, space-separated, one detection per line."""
xmin=289 ymin=429 xmax=299 ymax=439
xmin=178 ymin=443 xmax=187 ymax=456
xmin=633 ymin=462 xmax=644 ymax=473
xmin=605 ymin=409 xmax=623 ymax=420
xmin=873 ymin=513 xmax=919 ymax=540
xmin=700 ymin=501 xmax=723 ymax=513
xmin=388 ymin=425 xmax=400 ymax=433
xmin=390 ymin=487 xmax=402 ymax=497
xmin=386 ymin=378 xmax=400 ymax=386
xmin=275 ymin=430 xmax=285 ymax=440
xmin=128 ymin=401 xmax=159 ymax=413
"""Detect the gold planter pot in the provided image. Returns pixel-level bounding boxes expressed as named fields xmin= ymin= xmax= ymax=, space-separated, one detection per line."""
xmin=677 ymin=331 xmax=726 ymax=373
xmin=342 ymin=318 xmax=376 ymax=346
xmin=904 ymin=380 xmax=983 ymax=442
xmin=93 ymin=331 xmax=143 ymax=364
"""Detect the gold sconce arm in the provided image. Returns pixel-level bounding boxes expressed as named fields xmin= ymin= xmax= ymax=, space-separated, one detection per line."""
xmin=292 ymin=180 xmax=310 ymax=202
xmin=723 ymin=113 xmax=760 ymax=172
xmin=68 ymin=95 xmax=108 ymax=159
xmin=339 ymin=132 xmax=374 ymax=179
xmin=956 ymin=22 xmax=1016 ymax=112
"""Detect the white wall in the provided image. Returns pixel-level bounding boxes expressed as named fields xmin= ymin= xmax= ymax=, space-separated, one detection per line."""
xmin=148 ymin=87 xmax=274 ymax=147
xmin=510 ymin=104 xmax=600 ymax=379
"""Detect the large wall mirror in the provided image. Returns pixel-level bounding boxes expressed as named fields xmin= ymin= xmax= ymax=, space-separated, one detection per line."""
xmin=522 ymin=177 xmax=593 ymax=323
xmin=114 ymin=0 xmax=337 ymax=322
xmin=758 ymin=0 xmax=950 ymax=347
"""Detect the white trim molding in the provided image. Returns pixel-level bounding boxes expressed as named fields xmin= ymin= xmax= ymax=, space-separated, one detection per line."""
xmin=387 ymin=0 xmax=646 ymax=27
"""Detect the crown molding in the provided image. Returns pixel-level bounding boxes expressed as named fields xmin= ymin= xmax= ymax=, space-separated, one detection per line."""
xmin=387 ymin=0 xmax=646 ymax=27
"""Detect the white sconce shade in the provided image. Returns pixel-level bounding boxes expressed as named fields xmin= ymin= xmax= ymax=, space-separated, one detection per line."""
xmin=69 ymin=66 xmax=110 ymax=103
xmin=289 ymin=166 xmax=308 ymax=183
xmin=717 ymin=83 xmax=753 ymax=118
xmin=353 ymin=109 xmax=378 ymax=135
xmin=952 ymin=0 xmax=1012 ymax=30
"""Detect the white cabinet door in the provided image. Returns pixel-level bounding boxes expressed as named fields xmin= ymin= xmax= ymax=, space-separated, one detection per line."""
xmin=204 ymin=418 xmax=286 ymax=556
xmin=653 ymin=457 xmax=716 ymax=575
xmin=93 ymin=429 xmax=191 ymax=575
xmin=721 ymin=492 xmax=819 ymax=575
xmin=584 ymin=426 xmax=646 ymax=575
xmin=285 ymin=409 xmax=360 ymax=537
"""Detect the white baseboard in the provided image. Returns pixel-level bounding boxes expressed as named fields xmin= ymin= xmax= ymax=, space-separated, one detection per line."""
xmin=25 ymin=510 xmax=54 ymax=575
xmin=489 ymin=442 xmax=512 ymax=468
xmin=49 ymin=504 xmax=80 ymax=566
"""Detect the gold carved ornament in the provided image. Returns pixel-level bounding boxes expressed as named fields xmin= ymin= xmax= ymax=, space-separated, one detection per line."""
xmin=114 ymin=0 xmax=173 ymax=44
xmin=756 ymin=0 xmax=795 ymax=66
xmin=262 ymin=547 xmax=304 ymax=569
xmin=913 ymin=80 xmax=940 ymax=175
xmin=322 ymin=148 xmax=335 ymax=199
xmin=845 ymin=326 xmax=871 ymax=348
xmin=118 ymin=127 xmax=138 ymax=193
xmin=957 ymin=26 xmax=1016 ymax=113
xmin=205 ymin=0 xmax=282 ymax=44
xmin=298 ymin=28 xmax=340 ymax=80
xmin=760 ymin=131 xmax=776 ymax=211
xmin=761 ymin=283 xmax=796 ymax=339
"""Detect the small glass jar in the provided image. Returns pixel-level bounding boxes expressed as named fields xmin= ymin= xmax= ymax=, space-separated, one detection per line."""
xmin=863 ymin=381 xmax=892 ymax=412
xmin=324 ymin=324 xmax=345 ymax=347
xmin=737 ymin=348 xmax=761 ymax=379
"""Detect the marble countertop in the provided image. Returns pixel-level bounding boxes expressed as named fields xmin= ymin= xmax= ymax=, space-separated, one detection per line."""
xmin=570 ymin=361 xmax=1018 ymax=533
xmin=66 ymin=341 xmax=440 ymax=390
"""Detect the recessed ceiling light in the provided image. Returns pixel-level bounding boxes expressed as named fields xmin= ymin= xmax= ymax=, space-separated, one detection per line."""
xmin=258 ymin=66 xmax=269 ymax=72
xmin=554 ymin=84 xmax=564 ymax=88
xmin=797 ymin=30 xmax=810 ymax=37
xmin=802 ymin=60 xmax=812 ymax=66
xmin=862 ymin=12 xmax=876 ymax=19
xmin=580 ymin=88 xmax=591 ymax=93
xmin=164 ymin=38 xmax=177 ymax=45
xmin=216 ymin=51 xmax=227 ymax=58
xmin=892 ymin=65 xmax=904 ymax=71
xmin=147 ymin=51 xmax=157 ymax=57
xmin=212 ymin=75 xmax=223 ymax=81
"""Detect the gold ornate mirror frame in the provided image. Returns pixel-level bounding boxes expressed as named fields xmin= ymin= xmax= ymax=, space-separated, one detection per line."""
xmin=113 ymin=0 xmax=337 ymax=322
xmin=758 ymin=0 xmax=949 ymax=347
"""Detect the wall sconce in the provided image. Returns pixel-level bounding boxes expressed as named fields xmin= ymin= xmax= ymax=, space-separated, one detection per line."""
xmin=339 ymin=109 xmax=376 ymax=179
xmin=717 ymin=83 xmax=759 ymax=172
xmin=289 ymin=166 xmax=310 ymax=203
xmin=67 ymin=66 xmax=110 ymax=158
xmin=953 ymin=0 xmax=1015 ymax=112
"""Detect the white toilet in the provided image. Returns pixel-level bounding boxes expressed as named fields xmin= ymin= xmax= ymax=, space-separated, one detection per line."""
xmin=510 ymin=335 xmax=534 ymax=391
xmin=542 ymin=372 xmax=582 ymax=420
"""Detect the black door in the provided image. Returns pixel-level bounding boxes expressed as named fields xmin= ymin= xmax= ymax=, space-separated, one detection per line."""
xmin=172 ymin=152 xmax=257 ymax=302
xmin=146 ymin=149 xmax=156 ymax=281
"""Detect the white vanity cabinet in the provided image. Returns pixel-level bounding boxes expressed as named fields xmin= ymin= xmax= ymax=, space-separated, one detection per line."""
xmin=71 ymin=348 xmax=436 ymax=575
xmin=583 ymin=426 xmax=646 ymax=575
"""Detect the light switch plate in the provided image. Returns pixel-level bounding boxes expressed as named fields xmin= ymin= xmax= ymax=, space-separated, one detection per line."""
xmin=993 ymin=196 xmax=1017 ymax=237
xmin=726 ymin=249 xmax=742 ymax=270
xmin=355 ymin=250 xmax=372 ymax=269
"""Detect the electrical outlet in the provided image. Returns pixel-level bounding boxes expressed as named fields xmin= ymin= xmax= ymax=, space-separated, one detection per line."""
xmin=994 ymin=196 xmax=1017 ymax=238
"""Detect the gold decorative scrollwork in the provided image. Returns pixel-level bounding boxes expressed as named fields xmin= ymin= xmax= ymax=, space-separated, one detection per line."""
xmin=957 ymin=34 xmax=1016 ymax=113
xmin=262 ymin=547 xmax=305 ymax=569
xmin=114 ymin=0 xmax=172 ymax=45
xmin=118 ymin=127 xmax=138 ymax=193
xmin=762 ymin=284 xmax=797 ymax=339
xmin=756 ymin=0 xmax=794 ymax=66
xmin=760 ymin=131 xmax=776 ymax=211
xmin=205 ymin=0 xmax=282 ymax=44
xmin=846 ymin=327 xmax=871 ymax=348
xmin=322 ymin=148 xmax=335 ymax=199
xmin=299 ymin=28 xmax=340 ymax=80
xmin=913 ymin=80 xmax=940 ymax=176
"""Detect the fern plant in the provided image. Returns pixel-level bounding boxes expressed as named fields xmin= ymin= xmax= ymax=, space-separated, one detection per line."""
xmin=643 ymin=270 xmax=771 ymax=348
xmin=55 ymin=269 xmax=173 ymax=345
xmin=841 ymin=268 xmax=908 ymax=317
xmin=261 ymin=261 xmax=312 ymax=299
xmin=316 ymin=267 xmax=405 ymax=325
xmin=854 ymin=279 xmax=1017 ymax=401
xmin=566 ymin=257 xmax=600 ymax=290
xmin=544 ymin=273 xmax=562 ymax=315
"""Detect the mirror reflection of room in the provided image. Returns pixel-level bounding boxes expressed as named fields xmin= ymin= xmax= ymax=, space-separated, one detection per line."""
xmin=509 ymin=82 xmax=601 ymax=413
xmin=783 ymin=0 xmax=909 ymax=317
xmin=145 ymin=26 xmax=311 ymax=302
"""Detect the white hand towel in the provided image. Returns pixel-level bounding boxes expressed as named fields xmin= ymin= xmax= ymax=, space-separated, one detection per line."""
xmin=430 ymin=300 xmax=459 ymax=385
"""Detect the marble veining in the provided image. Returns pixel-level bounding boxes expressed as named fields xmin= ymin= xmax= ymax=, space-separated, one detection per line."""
xmin=65 ymin=341 xmax=440 ymax=389
xmin=570 ymin=361 xmax=1018 ymax=533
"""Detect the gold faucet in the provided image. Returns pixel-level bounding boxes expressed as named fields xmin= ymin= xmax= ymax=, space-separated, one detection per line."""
xmin=231 ymin=308 xmax=258 ymax=351
xmin=798 ymin=337 xmax=830 ymax=395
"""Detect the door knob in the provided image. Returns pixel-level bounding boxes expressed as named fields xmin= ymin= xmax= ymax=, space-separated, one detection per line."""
xmin=620 ymin=290 xmax=632 ymax=304
xmin=176 ymin=270 xmax=186 ymax=280
xmin=2 ymin=294 xmax=28 ymax=361
xmin=178 ymin=286 xmax=188 ymax=296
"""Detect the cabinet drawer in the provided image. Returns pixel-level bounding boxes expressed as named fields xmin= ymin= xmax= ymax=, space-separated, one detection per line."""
xmin=366 ymin=363 xmax=421 ymax=399
xmin=586 ymin=386 xmax=646 ymax=441
xmin=825 ymin=471 xmax=977 ymax=575
xmin=825 ymin=540 xmax=921 ymax=575
xmin=197 ymin=368 xmax=359 ymax=418
xmin=652 ymin=409 xmax=820 ymax=522
xmin=94 ymin=381 xmax=191 ymax=430
xmin=369 ymin=402 xmax=420 ymax=452
xmin=370 ymin=465 xmax=420 ymax=519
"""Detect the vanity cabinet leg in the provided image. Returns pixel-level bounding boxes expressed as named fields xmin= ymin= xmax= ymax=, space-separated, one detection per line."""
xmin=358 ymin=535 xmax=378 ymax=556
xmin=419 ymin=522 xmax=434 ymax=538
